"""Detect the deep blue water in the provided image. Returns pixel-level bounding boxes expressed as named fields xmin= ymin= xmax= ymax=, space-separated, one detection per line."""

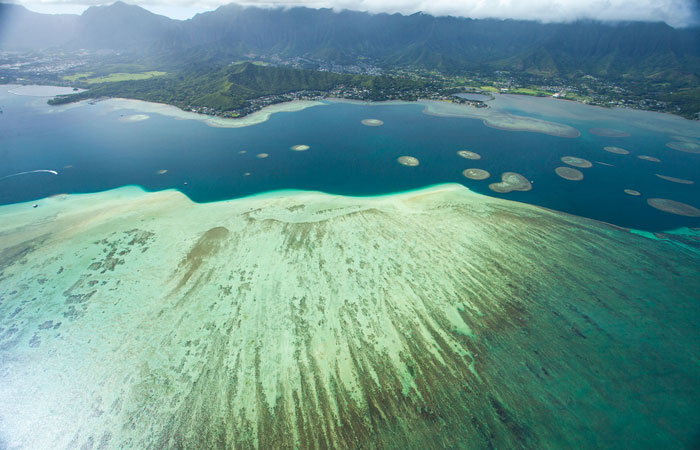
xmin=1 ymin=88 xmax=700 ymax=231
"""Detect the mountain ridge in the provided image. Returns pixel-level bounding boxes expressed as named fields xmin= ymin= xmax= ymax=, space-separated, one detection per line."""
xmin=1 ymin=1 xmax=698 ymax=78
xmin=2 ymin=2 xmax=699 ymax=118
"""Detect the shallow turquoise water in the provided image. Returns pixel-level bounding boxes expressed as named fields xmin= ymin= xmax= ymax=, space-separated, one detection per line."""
xmin=1 ymin=87 xmax=699 ymax=231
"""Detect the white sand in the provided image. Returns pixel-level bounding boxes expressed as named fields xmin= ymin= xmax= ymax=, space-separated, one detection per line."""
xmin=421 ymin=100 xmax=580 ymax=138
xmin=8 ymin=85 xmax=81 ymax=97
xmin=119 ymin=114 xmax=150 ymax=123
xmin=397 ymin=156 xmax=420 ymax=166
xmin=106 ymin=98 xmax=325 ymax=129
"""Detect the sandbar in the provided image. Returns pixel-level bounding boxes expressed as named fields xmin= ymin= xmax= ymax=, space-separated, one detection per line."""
xmin=462 ymin=168 xmax=490 ymax=180
xmin=420 ymin=100 xmax=580 ymax=138
xmin=603 ymin=146 xmax=630 ymax=155
xmin=397 ymin=156 xmax=420 ymax=166
xmin=120 ymin=114 xmax=150 ymax=123
xmin=361 ymin=119 xmax=384 ymax=126
xmin=291 ymin=145 xmax=310 ymax=151
xmin=9 ymin=85 xmax=79 ymax=97
xmin=655 ymin=174 xmax=694 ymax=185
xmin=555 ymin=166 xmax=584 ymax=181
xmin=624 ymin=189 xmax=641 ymax=196
xmin=106 ymin=98 xmax=325 ymax=129
xmin=637 ymin=155 xmax=661 ymax=162
xmin=561 ymin=156 xmax=592 ymax=168
xmin=647 ymin=198 xmax=700 ymax=217
xmin=666 ymin=141 xmax=700 ymax=154
xmin=256 ymin=153 xmax=269 ymax=159
xmin=483 ymin=113 xmax=580 ymax=138
xmin=590 ymin=128 xmax=630 ymax=137
xmin=457 ymin=150 xmax=481 ymax=160
xmin=669 ymin=135 xmax=700 ymax=144
xmin=488 ymin=172 xmax=532 ymax=193
xmin=156 ymin=169 xmax=168 ymax=175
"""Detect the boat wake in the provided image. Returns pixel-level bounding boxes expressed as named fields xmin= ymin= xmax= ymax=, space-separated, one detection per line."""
xmin=0 ymin=169 xmax=58 ymax=181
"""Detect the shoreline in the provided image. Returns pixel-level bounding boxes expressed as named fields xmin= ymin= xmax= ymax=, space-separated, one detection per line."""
xmin=106 ymin=98 xmax=326 ymax=128
xmin=3 ymin=182 xmax=696 ymax=236
xmin=5 ymin=84 xmax=325 ymax=129
xmin=7 ymin=84 xmax=700 ymax=137
xmin=110 ymin=98 xmax=324 ymax=128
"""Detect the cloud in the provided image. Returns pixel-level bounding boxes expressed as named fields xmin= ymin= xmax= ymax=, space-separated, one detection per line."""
xmin=15 ymin=0 xmax=700 ymax=26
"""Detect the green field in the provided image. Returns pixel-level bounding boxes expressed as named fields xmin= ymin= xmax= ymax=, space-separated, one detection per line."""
xmin=63 ymin=71 xmax=167 ymax=84
xmin=479 ymin=85 xmax=499 ymax=93
xmin=85 ymin=71 xmax=167 ymax=84
xmin=561 ymin=92 xmax=594 ymax=102
xmin=511 ymin=87 xmax=554 ymax=96
xmin=231 ymin=60 xmax=269 ymax=66
xmin=62 ymin=72 xmax=95 ymax=82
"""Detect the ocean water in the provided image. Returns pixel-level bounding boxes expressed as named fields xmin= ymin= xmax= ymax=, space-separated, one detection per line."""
xmin=1 ymin=86 xmax=699 ymax=231
xmin=1 ymin=86 xmax=699 ymax=449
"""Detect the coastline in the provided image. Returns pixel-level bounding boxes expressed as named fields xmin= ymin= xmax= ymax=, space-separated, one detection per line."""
xmin=5 ymin=84 xmax=325 ymax=129
xmin=7 ymin=84 xmax=700 ymax=137
xmin=420 ymin=99 xmax=581 ymax=138
xmin=105 ymin=98 xmax=326 ymax=128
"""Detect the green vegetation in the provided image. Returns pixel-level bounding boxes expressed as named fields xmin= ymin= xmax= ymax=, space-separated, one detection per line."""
xmin=62 ymin=71 xmax=165 ymax=84
xmin=231 ymin=60 xmax=269 ymax=67
xmin=560 ymin=92 xmax=594 ymax=103
xmin=4 ymin=2 xmax=700 ymax=119
xmin=49 ymin=63 xmax=429 ymax=115
xmin=510 ymin=88 xmax=553 ymax=97
xmin=85 ymin=71 xmax=166 ymax=84
xmin=62 ymin=72 xmax=95 ymax=82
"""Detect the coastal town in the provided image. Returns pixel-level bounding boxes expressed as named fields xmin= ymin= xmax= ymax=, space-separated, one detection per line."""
xmin=1 ymin=48 xmax=697 ymax=120
xmin=180 ymin=85 xmax=488 ymax=118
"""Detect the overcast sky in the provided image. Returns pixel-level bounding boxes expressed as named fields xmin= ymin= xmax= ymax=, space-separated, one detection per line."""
xmin=14 ymin=0 xmax=700 ymax=27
